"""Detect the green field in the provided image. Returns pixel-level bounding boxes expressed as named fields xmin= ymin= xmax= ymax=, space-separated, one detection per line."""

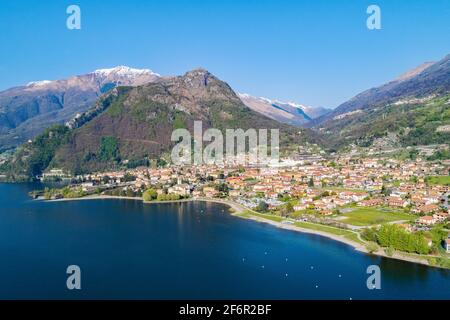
xmin=340 ymin=207 xmax=415 ymax=226
xmin=426 ymin=176 xmax=450 ymax=186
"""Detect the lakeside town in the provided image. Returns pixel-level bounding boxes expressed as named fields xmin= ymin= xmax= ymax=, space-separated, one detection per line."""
xmin=34 ymin=152 xmax=450 ymax=267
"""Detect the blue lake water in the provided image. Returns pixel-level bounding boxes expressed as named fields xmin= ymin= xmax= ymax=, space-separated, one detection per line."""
xmin=0 ymin=183 xmax=449 ymax=299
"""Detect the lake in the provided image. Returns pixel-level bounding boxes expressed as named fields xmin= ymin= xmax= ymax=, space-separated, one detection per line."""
xmin=0 ymin=183 xmax=449 ymax=299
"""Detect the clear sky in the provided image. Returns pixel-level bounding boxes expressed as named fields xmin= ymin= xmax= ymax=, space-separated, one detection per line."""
xmin=0 ymin=0 xmax=449 ymax=108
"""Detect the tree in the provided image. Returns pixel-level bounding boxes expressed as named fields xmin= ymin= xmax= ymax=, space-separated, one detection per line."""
xmin=143 ymin=188 xmax=158 ymax=201
xmin=361 ymin=228 xmax=378 ymax=242
xmin=366 ymin=242 xmax=379 ymax=253
xmin=256 ymin=201 xmax=269 ymax=212
xmin=216 ymin=183 xmax=229 ymax=193
xmin=98 ymin=136 xmax=120 ymax=162
xmin=308 ymin=178 xmax=314 ymax=187
xmin=381 ymin=185 xmax=391 ymax=196
xmin=377 ymin=224 xmax=430 ymax=255
xmin=283 ymin=203 xmax=294 ymax=216
xmin=126 ymin=188 xmax=135 ymax=197
xmin=385 ymin=246 xmax=394 ymax=257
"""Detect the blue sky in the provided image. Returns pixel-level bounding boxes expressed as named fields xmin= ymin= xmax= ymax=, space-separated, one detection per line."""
xmin=0 ymin=0 xmax=449 ymax=107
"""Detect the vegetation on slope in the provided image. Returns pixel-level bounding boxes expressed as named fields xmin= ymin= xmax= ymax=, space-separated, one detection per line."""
xmin=323 ymin=94 xmax=450 ymax=148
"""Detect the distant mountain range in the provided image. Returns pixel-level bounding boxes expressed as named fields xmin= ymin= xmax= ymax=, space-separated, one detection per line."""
xmin=238 ymin=93 xmax=330 ymax=127
xmin=5 ymin=69 xmax=322 ymax=180
xmin=311 ymin=54 xmax=450 ymax=127
xmin=1 ymin=52 xmax=450 ymax=179
xmin=309 ymin=54 xmax=450 ymax=149
xmin=0 ymin=66 xmax=328 ymax=152
xmin=0 ymin=66 xmax=160 ymax=151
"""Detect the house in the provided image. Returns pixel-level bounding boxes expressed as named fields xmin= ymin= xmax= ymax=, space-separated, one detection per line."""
xmin=387 ymin=197 xmax=409 ymax=208
xmin=293 ymin=204 xmax=308 ymax=211
xmin=334 ymin=198 xmax=351 ymax=206
xmin=203 ymin=186 xmax=219 ymax=198
xmin=319 ymin=209 xmax=334 ymax=216
xmin=253 ymin=184 xmax=272 ymax=193
xmin=433 ymin=211 xmax=449 ymax=223
xmin=415 ymin=204 xmax=440 ymax=214
xmin=168 ymin=183 xmax=191 ymax=196
xmin=339 ymin=191 xmax=368 ymax=202
xmin=358 ymin=198 xmax=383 ymax=207
xmin=192 ymin=190 xmax=203 ymax=197
xmin=418 ymin=216 xmax=437 ymax=226
xmin=229 ymin=190 xmax=242 ymax=197
xmin=445 ymin=238 xmax=450 ymax=254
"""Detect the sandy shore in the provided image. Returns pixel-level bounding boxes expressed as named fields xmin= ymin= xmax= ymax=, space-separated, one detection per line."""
xmin=45 ymin=194 xmax=444 ymax=268
xmin=232 ymin=210 xmax=439 ymax=268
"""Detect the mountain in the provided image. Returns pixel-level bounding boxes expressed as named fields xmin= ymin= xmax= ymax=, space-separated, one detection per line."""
xmin=5 ymin=69 xmax=323 ymax=180
xmin=238 ymin=93 xmax=329 ymax=127
xmin=310 ymin=54 xmax=450 ymax=149
xmin=312 ymin=54 xmax=450 ymax=127
xmin=0 ymin=66 xmax=160 ymax=151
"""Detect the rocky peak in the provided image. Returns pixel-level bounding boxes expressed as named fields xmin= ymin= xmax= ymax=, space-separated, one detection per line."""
xmin=181 ymin=68 xmax=213 ymax=88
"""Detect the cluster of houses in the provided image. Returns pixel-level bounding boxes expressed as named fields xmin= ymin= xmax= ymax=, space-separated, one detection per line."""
xmin=54 ymin=156 xmax=448 ymax=224
xmin=40 ymin=154 xmax=450 ymax=254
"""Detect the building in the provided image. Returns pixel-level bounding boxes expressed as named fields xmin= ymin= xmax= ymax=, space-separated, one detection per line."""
xmin=387 ymin=197 xmax=409 ymax=208
xmin=415 ymin=204 xmax=440 ymax=214
xmin=433 ymin=211 xmax=449 ymax=223
xmin=358 ymin=198 xmax=383 ymax=207
xmin=41 ymin=169 xmax=71 ymax=181
xmin=418 ymin=216 xmax=437 ymax=226
xmin=168 ymin=182 xmax=191 ymax=196
xmin=229 ymin=190 xmax=242 ymax=197
xmin=203 ymin=187 xmax=219 ymax=198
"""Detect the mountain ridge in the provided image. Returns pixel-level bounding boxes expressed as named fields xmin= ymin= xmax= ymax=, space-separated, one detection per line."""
xmin=238 ymin=93 xmax=330 ymax=127
xmin=308 ymin=54 xmax=450 ymax=149
xmin=311 ymin=54 xmax=450 ymax=128
xmin=4 ymin=68 xmax=323 ymax=180
xmin=0 ymin=66 xmax=160 ymax=151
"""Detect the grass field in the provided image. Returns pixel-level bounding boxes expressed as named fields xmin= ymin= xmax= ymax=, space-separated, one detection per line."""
xmin=426 ymin=176 xmax=450 ymax=186
xmin=340 ymin=207 xmax=415 ymax=226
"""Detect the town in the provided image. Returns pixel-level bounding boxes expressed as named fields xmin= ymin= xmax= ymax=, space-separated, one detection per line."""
xmin=36 ymin=153 xmax=450 ymax=267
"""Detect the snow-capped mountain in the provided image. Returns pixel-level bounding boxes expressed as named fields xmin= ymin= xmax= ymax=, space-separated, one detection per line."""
xmin=92 ymin=66 xmax=160 ymax=84
xmin=0 ymin=66 xmax=160 ymax=150
xmin=0 ymin=65 xmax=330 ymax=151
xmin=238 ymin=93 xmax=329 ymax=127
xmin=22 ymin=66 xmax=160 ymax=92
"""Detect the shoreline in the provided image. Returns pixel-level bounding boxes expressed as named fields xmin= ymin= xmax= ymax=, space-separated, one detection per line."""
xmin=45 ymin=194 xmax=445 ymax=269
